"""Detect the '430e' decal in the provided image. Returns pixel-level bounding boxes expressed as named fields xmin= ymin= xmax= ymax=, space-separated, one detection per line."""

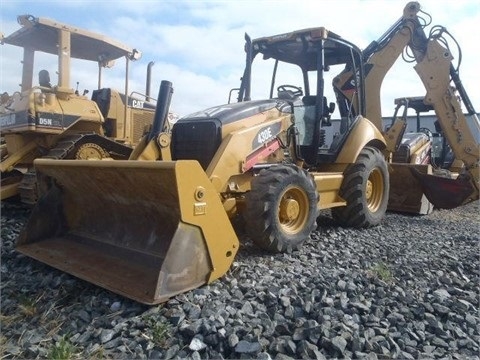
xmin=252 ymin=122 xmax=281 ymax=149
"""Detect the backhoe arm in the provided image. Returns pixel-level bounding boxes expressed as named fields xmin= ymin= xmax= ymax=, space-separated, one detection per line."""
xmin=410 ymin=39 xmax=479 ymax=207
xmin=334 ymin=1 xmax=424 ymax=153
xmin=412 ymin=36 xmax=478 ymax=175
xmin=334 ymin=1 xmax=479 ymax=208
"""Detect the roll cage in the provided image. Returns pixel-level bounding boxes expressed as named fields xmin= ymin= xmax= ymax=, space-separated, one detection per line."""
xmin=237 ymin=27 xmax=366 ymax=165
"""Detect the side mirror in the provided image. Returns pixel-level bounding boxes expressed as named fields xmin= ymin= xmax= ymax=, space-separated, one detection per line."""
xmin=228 ymin=88 xmax=240 ymax=104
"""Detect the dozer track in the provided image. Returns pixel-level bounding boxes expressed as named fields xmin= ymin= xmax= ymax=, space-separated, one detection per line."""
xmin=17 ymin=133 xmax=133 ymax=205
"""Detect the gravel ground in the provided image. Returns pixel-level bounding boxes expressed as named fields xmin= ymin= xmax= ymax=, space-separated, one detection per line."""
xmin=1 ymin=200 xmax=479 ymax=359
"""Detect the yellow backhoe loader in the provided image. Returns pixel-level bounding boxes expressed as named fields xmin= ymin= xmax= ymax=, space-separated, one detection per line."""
xmin=0 ymin=15 xmax=158 ymax=204
xmin=17 ymin=2 xmax=479 ymax=304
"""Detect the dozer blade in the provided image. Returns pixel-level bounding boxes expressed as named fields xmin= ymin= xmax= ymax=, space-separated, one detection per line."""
xmin=16 ymin=159 xmax=239 ymax=305
xmin=387 ymin=163 xmax=434 ymax=215
xmin=410 ymin=167 xmax=476 ymax=210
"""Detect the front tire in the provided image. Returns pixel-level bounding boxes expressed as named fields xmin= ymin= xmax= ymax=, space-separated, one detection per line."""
xmin=332 ymin=146 xmax=389 ymax=227
xmin=244 ymin=164 xmax=319 ymax=253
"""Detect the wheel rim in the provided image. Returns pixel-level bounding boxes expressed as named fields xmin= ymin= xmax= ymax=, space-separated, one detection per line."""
xmin=278 ymin=186 xmax=309 ymax=234
xmin=366 ymin=168 xmax=384 ymax=212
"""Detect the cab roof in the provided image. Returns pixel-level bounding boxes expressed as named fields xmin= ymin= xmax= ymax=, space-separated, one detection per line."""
xmin=1 ymin=15 xmax=138 ymax=63
xmin=252 ymin=27 xmax=359 ymax=71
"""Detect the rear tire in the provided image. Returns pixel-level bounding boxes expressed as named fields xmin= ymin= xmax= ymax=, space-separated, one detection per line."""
xmin=244 ymin=164 xmax=319 ymax=253
xmin=332 ymin=146 xmax=389 ymax=227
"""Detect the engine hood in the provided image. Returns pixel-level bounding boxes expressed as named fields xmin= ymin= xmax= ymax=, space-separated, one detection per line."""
xmin=179 ymin=99 xmax=291 ymax=125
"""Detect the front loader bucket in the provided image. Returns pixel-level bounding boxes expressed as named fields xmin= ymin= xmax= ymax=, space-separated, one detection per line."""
xmin=17 ymin=159 xmax=239 ymax=304
xmin=410 ymin=168 xmax=476 ymax=210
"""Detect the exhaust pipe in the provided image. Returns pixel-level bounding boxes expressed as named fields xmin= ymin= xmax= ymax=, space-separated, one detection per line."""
xmin=148 ymin=80 xmax=173 ymax=142
xmin=146 ymin=61 xmax=155 ymax=102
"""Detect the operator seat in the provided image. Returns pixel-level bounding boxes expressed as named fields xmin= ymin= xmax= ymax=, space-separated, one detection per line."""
xmin=91 ymin=88 xmax=113 ymax=137
xmin=38 ymin=70 xmax=52 ymax=89
xmin=295 ymin=95 xmax=336 ymax=165
xmin=293 ymin=96 xmax=316 ymax=148
xmin=296 ymin=95 xmax=332 ymax=129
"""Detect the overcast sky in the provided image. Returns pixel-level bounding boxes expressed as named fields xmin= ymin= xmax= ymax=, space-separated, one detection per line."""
xmin=1 ymin=0 xmax=478 ymax=117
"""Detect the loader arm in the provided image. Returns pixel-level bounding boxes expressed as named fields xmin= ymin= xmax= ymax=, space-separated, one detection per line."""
xmin=128 ymin=80 xmax=173 ymax=161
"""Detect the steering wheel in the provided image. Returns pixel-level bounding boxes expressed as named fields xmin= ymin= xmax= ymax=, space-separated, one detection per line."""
xmin=277 ymin=85 xmax=303 ymax=97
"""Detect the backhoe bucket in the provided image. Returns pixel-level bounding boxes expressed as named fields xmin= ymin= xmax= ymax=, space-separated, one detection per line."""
xmin=387 ymin=163 xmax=433 ymax=215
xmin=16 ymin=159 xmax=239 ymax=304
xmin=410 ymin=168 xmax=476 ymax=209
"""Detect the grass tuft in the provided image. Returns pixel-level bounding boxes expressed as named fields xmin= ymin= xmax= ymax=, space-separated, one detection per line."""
xmin=144 ymin=316 xmax=171 ymax=348
xmin=371 ymin=262 xmax=393 ymax=282
xmin=47 ymin=336 xmax=78 ymax=360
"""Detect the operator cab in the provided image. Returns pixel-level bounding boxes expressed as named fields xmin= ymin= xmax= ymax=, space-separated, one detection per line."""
xmin=238 ymin=27 xmax=365 ymax=166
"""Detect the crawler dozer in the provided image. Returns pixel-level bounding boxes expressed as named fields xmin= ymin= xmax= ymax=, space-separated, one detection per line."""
xmin=0 ymin=15 xmax=157 ymax=204
xmin=17 ymin=2 xmax=479 ymax=304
